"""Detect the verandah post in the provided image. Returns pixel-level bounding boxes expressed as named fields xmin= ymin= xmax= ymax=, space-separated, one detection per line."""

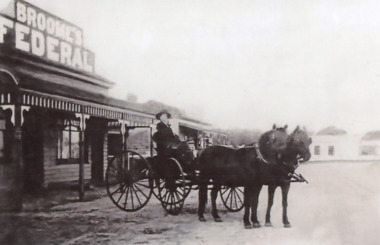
xmin=76 ymin=112 xmax=89 ymax=201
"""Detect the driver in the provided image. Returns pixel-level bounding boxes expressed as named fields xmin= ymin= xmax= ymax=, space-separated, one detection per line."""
xmin=152 ymin=110 xmax=180 ymax=158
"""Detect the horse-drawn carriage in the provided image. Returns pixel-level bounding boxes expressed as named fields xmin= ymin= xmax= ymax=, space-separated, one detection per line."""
xmin=105 ymin=124 xmax=311 ymax=224
xmin=105 ymin=139 xmax=245 ymax=215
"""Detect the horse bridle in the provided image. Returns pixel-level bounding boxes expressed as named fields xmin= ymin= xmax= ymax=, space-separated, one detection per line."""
xmin=282 ymin=157 xmax=300 ymax=170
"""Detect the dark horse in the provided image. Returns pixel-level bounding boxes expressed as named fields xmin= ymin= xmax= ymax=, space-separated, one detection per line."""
xmin=243 ymin=126 xmax=312 ymax=228
xmin=197 ymin=125 xmax=289 ymax=222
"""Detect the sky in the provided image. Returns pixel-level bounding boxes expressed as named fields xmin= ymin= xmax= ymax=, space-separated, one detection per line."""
xmin=3 ymin=0 xmax=380 ymax=134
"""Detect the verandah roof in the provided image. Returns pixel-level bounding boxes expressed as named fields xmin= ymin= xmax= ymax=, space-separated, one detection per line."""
xmin=0 ymin=55 xmax=154 ymax=126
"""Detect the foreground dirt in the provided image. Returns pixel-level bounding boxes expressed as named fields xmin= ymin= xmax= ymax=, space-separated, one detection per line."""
xmin=0 ymin=162 xmax=380 ymax=245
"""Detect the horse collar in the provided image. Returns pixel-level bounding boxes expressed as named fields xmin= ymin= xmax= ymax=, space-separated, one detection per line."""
xmin=255 ymin=146 xmax=269 ymax=164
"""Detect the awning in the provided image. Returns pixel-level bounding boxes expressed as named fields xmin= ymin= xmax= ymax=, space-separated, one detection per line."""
xmin=20 ymin=88 xmax=154 ymax=126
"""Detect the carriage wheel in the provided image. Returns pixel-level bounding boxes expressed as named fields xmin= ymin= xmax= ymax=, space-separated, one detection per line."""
xmin=156 ymin=158 xmax=191 ymax=215
xmin=220 ymin=186 xmax=244 ymax=212
xmin=105 ymin=150 xmax=153 ymax=212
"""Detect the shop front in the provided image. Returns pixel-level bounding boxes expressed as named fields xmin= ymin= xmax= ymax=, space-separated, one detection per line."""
xmin=0 ymin=0 xmax=154 ymax=211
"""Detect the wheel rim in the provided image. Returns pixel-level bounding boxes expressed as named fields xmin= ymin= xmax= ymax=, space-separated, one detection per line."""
xmin=106 ymin=151 xmax=153 ymax=212
xmin=156 ymin=158 xmax=191 ymax=215
xmin=220 ymin=186 xmax=244 ymax=212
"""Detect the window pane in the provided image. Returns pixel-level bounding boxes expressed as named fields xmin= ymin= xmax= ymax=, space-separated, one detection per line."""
xmin=57 ymin=131 xmax=62 ymax=159
xmin=70 ymin=126 xmax=78 ymax=131
xmin=61 ymin=131 xmax=70 ymax=159
xmin=71 ymin=131 xmax=80 ymax=159
xmin=328 ymin=146 xmax=334 ymax=156
xmin=0 ymin=131 xmax=4 ymax=158
xmin=314 ymin=145 xmax=320 ymax=155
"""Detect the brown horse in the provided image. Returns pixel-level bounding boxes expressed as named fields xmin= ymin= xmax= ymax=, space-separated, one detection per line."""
xmin=243 ymin=126 xmax=312 ymax=228
xmin=197 ymin=125 xmax=289 ymax=222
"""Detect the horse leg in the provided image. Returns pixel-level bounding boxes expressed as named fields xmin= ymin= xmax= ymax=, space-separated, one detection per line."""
xmin=265 ymin=185 xmax=277 ymax=227
xmin=198 ymin=183 xmax=208 ymax=222
xmin=243 ymin=186 xmax=253 ymax=229
xmin=211 ymin=184 xmax=222 ymax=222
xmin=250 ymin=185 xmax=263 ymax=228
xmin=281 ymin=183 xmax=291 ymax=228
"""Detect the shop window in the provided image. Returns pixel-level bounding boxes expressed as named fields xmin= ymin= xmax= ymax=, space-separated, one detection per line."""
xmin=0 ymin=109 xmax=11 ymax=161
xmin=0 ymin=117 xmax=5 ymax=159
xmin=328 ymin=146 xmax=334 ymax=156
xmin=314 ymin=145 xmax=320 ymax=155
xmin=57 ymin=119 xmax=80 ymax=163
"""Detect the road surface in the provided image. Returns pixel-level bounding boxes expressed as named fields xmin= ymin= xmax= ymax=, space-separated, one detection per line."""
xmin=0 ymin=161 xmax=379 ymax=245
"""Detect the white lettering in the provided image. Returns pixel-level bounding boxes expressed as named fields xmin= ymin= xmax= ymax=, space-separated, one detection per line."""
xmin=0 ymin=16 xmax=14 ymax=43
xmin=16 ymin=2 xmax=27 ymax=23
xmin=37 ymin=13 xmax=46 ymax=32
xmin=26 ymin=6 xmax=37 ymax=28
xmin=15 ymin=23 xmax=30 ymax=52
xmin=72 ymin=47 xmax=83 ymax=69
xmin=60 ymin=41 xmax=72 ymax=66
xmin=46 ymin=36 xmax=59 ymax=62
xmin=31 ymin=29 xmax=45 ymax=56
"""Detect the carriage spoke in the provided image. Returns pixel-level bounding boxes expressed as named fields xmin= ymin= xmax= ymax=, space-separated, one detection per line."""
xmin=176 ymin=188 xmax=185 ymax=198
xmin=133 ymin=183 xmax=149 ymax=199
xmin=221 ymin=187 xmax=228 ymax=195
xmin=123 ymin=186 xmax=130 ymax=209
xmin=110 ymin=184 xmax=125 ymax=196
xmin=236 ymin=187 xmax=244 ymax=195
xmin=167 ymin=191 xmax=174 ymax=204
xmin=115 ymin=185 xmax=127 ymax=204
xmin=229 ymin=189 xmax=234 ymax=208
xmin=162 ymin=189 xmax=170 ymax=203
xmin=161 ymin=187 xmax=169 ymax=201
xmin=135 ymin=181 xmax=151 ymax=189
xmin=171 ymin=192 xmax=176 ymax=205
xmin=130 ymin=186 xmax=135 ymax=209
xmin=232 ymin=189 xmax=238 ymax=209
xmin=174 ymin=191 xmax=181 ymax=204
xmin=225 ymin=188 xmax=233 ymax=202
xmin=170 ymin=192 xmax=176 ymax=204
xmin=235 ymin=188 xmax=244 ymax=205
xmin=131 ymin=186 xmax=143 ymax=207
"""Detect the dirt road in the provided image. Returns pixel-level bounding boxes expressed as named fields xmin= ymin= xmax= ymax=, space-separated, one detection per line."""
xmin=1 ymin=162 xmax=379 ymax=245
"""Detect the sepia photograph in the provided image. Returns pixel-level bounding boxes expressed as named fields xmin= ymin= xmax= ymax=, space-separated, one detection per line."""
xmin=0 ymin=0 xmax=379 ymax=244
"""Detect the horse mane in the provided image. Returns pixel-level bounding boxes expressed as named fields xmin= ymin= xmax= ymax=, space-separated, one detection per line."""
xmin=258 ymin=126 xmax=288 ymax=161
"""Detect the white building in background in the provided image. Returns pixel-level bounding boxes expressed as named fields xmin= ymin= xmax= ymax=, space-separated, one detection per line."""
xmin=310 ymin=127 xmax=380 ymax=162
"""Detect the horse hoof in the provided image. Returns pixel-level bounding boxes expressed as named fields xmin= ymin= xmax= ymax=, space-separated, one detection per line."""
xmin=199 ymin=217 xmax=206 ymax=222
xmin=265 ymin=222 xmax=272 ymax=227
xmin=252 ymin=222 xmax=261 ymax=228
xmin=214 ymin=217 xmax=222 ymax=222
xmin=284 ymin=223 xmax=291 ymax=228
xmin=244 ymin=224 xmax=252 ymax=229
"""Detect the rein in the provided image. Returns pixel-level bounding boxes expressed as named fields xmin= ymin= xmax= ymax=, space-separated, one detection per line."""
xmin=282 ymin=158 xmax=309 ymax=184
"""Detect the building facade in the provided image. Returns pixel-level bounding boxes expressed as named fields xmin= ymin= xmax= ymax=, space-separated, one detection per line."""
xmin=0 ymin=0 xmax=156 ymax=211
xmin=310 ymin=133 xmax=380 ymax=162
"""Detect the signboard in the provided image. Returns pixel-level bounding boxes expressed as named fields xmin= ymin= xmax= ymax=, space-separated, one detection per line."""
xmin=0 ymin=0 xmax=95 ymax=73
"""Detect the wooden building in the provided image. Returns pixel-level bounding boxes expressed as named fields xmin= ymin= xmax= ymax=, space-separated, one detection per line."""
xmin=0 ymin=0 xmax=155 ymax=211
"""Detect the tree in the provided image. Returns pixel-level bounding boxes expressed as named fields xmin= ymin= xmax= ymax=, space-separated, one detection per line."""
xmin=126 ymin=93 xmax=138 ymax=103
